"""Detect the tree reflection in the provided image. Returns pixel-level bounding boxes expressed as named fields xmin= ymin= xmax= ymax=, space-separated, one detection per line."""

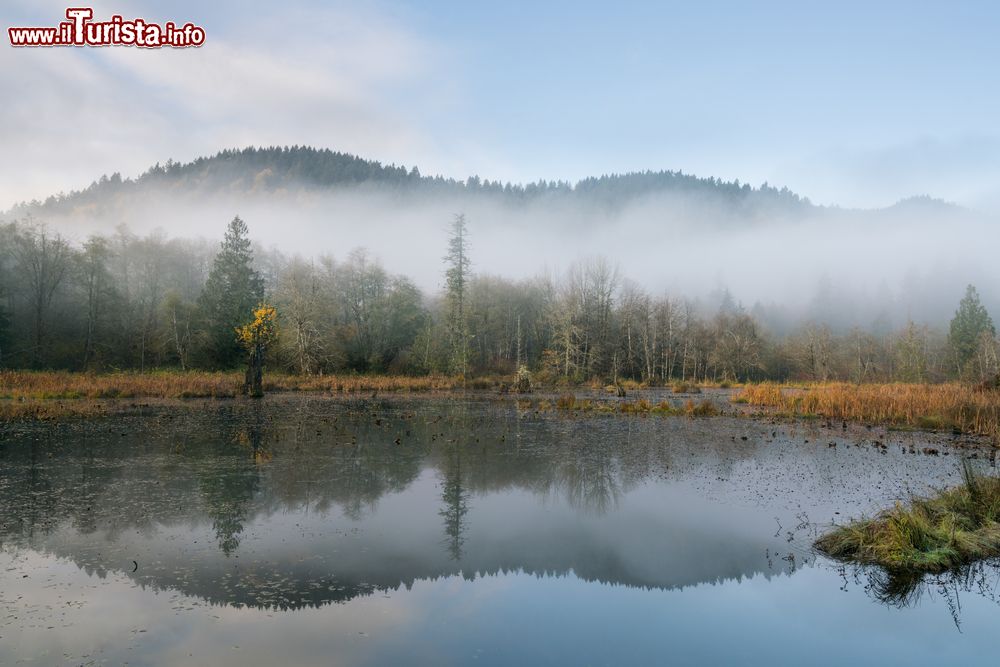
xmin=200 ymin=402 xmax=266 ymax=555
xmin=556 ymin=451 xmax=622 ymax=515
xmin=851 ymin=561 xmax=1000 ymax=630
xmin=439 ymin=444 xmax=470 ymax=561
xmin=0 ymin=396 xmax=791 ymax=610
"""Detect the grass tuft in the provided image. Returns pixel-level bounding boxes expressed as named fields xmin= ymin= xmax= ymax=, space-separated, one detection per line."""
xmin=684 ymin=399 xmax=719 ymax=416
xmin=816 ymin=462 xmax=1000 ymax=572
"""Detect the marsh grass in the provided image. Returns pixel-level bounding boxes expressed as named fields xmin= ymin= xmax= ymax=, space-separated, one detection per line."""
xmin=684 ymin=399 xmax=720 ymax=416
xmin=549 ymin=394 xmax=719 ymax=417
xmin=816 ymin=462 xmax=1000 ymax=572
xmin=0 ymin=370 xmax=465 ymax=401
xmin=734 ymin=382 xmax=1000 ymax=439
xmin=0 ymin=399 xmax=118 ymax=421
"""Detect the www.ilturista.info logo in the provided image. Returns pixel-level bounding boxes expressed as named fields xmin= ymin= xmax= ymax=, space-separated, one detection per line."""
xmin=8 ymin=8 xmax=205 ymax=48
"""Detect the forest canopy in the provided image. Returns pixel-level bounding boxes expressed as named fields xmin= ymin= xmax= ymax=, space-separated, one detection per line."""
xmin=0 ymin=215 xmax=995 ymax=385
xmin=6 ymin=146 xmax=810 ymax=216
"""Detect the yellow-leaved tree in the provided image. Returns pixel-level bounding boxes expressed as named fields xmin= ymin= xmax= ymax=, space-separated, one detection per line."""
xmin=236 ymin=303 xmax=278 ymax=397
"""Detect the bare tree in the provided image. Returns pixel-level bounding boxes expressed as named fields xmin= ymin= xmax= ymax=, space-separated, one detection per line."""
xmin=275 ymin=257 xmax=323 ymax=374
xmin=12 ymin=223 xmax=71 ymax=367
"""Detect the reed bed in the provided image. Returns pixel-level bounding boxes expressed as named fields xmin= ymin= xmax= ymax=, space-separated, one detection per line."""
xmin=550 ymin=394 xmax=720 ymax=417
xmin=816 ymin=463 xmax=1000 ymax=572
xmin=0 ymin=399 xmax=119 ymax=421
xmin=734 ymin=382 xmax=1000 ymax=439
xmin=0 ymin=370 xmax=464 ymax=401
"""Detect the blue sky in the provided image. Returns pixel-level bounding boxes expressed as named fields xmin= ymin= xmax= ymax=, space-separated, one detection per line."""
xmin=2 ymin=0 xmax=999 ymax=209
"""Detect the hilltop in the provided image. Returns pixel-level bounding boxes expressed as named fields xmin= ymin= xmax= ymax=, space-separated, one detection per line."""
xmin=7 ymin=145 xmax=814 ymax=219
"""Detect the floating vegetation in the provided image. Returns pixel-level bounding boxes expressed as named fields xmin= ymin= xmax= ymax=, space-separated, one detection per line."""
xmin=0 ymin=399 xmax=118 ymax=421
xmin=548 ymin=394 xmax=719 ymax=417
xmin=816 ymin=462 xmax=1000 ymax=572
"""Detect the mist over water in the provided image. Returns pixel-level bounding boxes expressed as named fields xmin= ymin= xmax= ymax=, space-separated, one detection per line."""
xmin=22 ymin=180 xmax=998 ymax=332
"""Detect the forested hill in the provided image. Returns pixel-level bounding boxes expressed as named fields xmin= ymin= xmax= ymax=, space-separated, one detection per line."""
xmin=7 ymin=145 xmax=815 ymax=217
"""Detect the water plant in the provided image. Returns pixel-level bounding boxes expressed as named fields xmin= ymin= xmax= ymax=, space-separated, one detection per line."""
xmin=816 ymin=462 xmax=1000 ymax=572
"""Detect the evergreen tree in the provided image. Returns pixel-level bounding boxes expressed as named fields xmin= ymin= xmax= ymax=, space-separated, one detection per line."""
xmin=0 ymin=226 xmax=9 ymax=367
xmin=949 ymin=284 xmax=995 ymax=373
xmin=444 ymin=214 xmax=471 ymax=376
xmin=0 ymin=304 xmax=9 ymax=367
xmin=198 ymin=216 xmax=264 ymax=368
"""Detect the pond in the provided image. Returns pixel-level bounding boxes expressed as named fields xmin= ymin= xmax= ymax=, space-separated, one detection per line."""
xmin=0 ymin=395 xmax=997 ymax=665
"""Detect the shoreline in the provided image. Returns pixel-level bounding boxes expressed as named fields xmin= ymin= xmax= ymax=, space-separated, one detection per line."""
xmin=1 ymin=383 xmax=995 ymax=451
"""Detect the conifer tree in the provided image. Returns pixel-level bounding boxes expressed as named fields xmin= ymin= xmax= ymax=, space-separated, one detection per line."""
xmin=198 ymin=216 xmax=265 ymax=368
xmin=949 ymin=284 xmax=995 ymax=373
xmin=444 ymin=214 xmax=471 ymax=376
xmin=0 ymin=304 xmax=9 ymax=367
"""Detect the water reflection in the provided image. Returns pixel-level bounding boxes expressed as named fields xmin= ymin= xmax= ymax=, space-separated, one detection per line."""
xmin=439 ymin=443 xmax=470 ymax=561
xmin=0 ymin=395 xmax=993 ymax=623
xmin=837 ymin=559 xmax=1000 ymax=630
xmin=206 ymin=401 xmax=267 ymax=555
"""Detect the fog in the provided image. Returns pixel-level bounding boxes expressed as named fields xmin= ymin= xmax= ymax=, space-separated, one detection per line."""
xmin=19 ymin=179 xmax=998 ymax=333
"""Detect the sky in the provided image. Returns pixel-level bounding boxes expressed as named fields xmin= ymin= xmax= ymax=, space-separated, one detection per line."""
xmin=2 ymin=0 xmax=1000 ymax=211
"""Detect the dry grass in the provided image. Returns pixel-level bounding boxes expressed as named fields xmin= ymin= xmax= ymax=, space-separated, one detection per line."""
xmin=0 ymin=370 xmax=465 ymax=401
xmin=816 ymin=463 xmax=1000 ymax=572
xmin=733 ymin=382 xmax=1000 ymax=439
xmin=265 ymin=373 xmax=465 ymax=394
xmin=684 ymin=399 xmax=720 ymax=417
xmin=550 ymin=394 xmax=719 ymax=417
xmin=0 ymin=399 xmax=119 ymax=421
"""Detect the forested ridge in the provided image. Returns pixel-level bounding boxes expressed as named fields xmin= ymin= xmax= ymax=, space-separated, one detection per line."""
xmin=7 ymin=146 xmax=812 ymax=217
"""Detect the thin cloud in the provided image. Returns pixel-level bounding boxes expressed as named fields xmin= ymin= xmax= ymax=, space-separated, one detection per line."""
xmin=0 ymin=1 xmax=445 ymax=208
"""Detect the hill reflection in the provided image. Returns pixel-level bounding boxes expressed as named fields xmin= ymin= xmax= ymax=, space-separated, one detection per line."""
xmin=1 ymin=395 xmax=989 ymax=614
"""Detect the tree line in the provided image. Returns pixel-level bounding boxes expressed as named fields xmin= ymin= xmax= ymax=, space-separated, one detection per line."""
xmin=0 ymin=215 xmax=995 ymax=384
xmin=11 ymin=145 xmax=809 ymax=218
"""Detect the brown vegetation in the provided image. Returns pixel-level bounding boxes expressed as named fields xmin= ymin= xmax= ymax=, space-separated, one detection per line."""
xmin=0 ymin=399 xmax=119 ymax=422
xmin=734 ymin=382 xmax=1000 ymax=439
xmin=550 ymin=393 xmax=720 ymax=417
xmin=0 ymin=370 xmax=465 ymax=401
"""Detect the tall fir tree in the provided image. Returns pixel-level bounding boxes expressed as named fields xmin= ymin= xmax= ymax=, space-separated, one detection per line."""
xmin=949 ymin=284 xmax=995 ymax=373
xmin=0 ymin=304 xmax=9 ymax=367
xmin=444 ymin=214 xmax=471 ymax=376
xmin=198 ymin=216 xmax=265 ymax=368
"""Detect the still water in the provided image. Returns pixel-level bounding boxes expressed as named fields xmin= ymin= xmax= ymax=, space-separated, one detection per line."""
xmin=1 ymin=395 xmax=997 ymax=665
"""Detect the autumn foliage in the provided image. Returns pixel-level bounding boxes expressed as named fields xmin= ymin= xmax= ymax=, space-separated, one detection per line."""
xmin=236 ymin=303 xmax=279 ymax=397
